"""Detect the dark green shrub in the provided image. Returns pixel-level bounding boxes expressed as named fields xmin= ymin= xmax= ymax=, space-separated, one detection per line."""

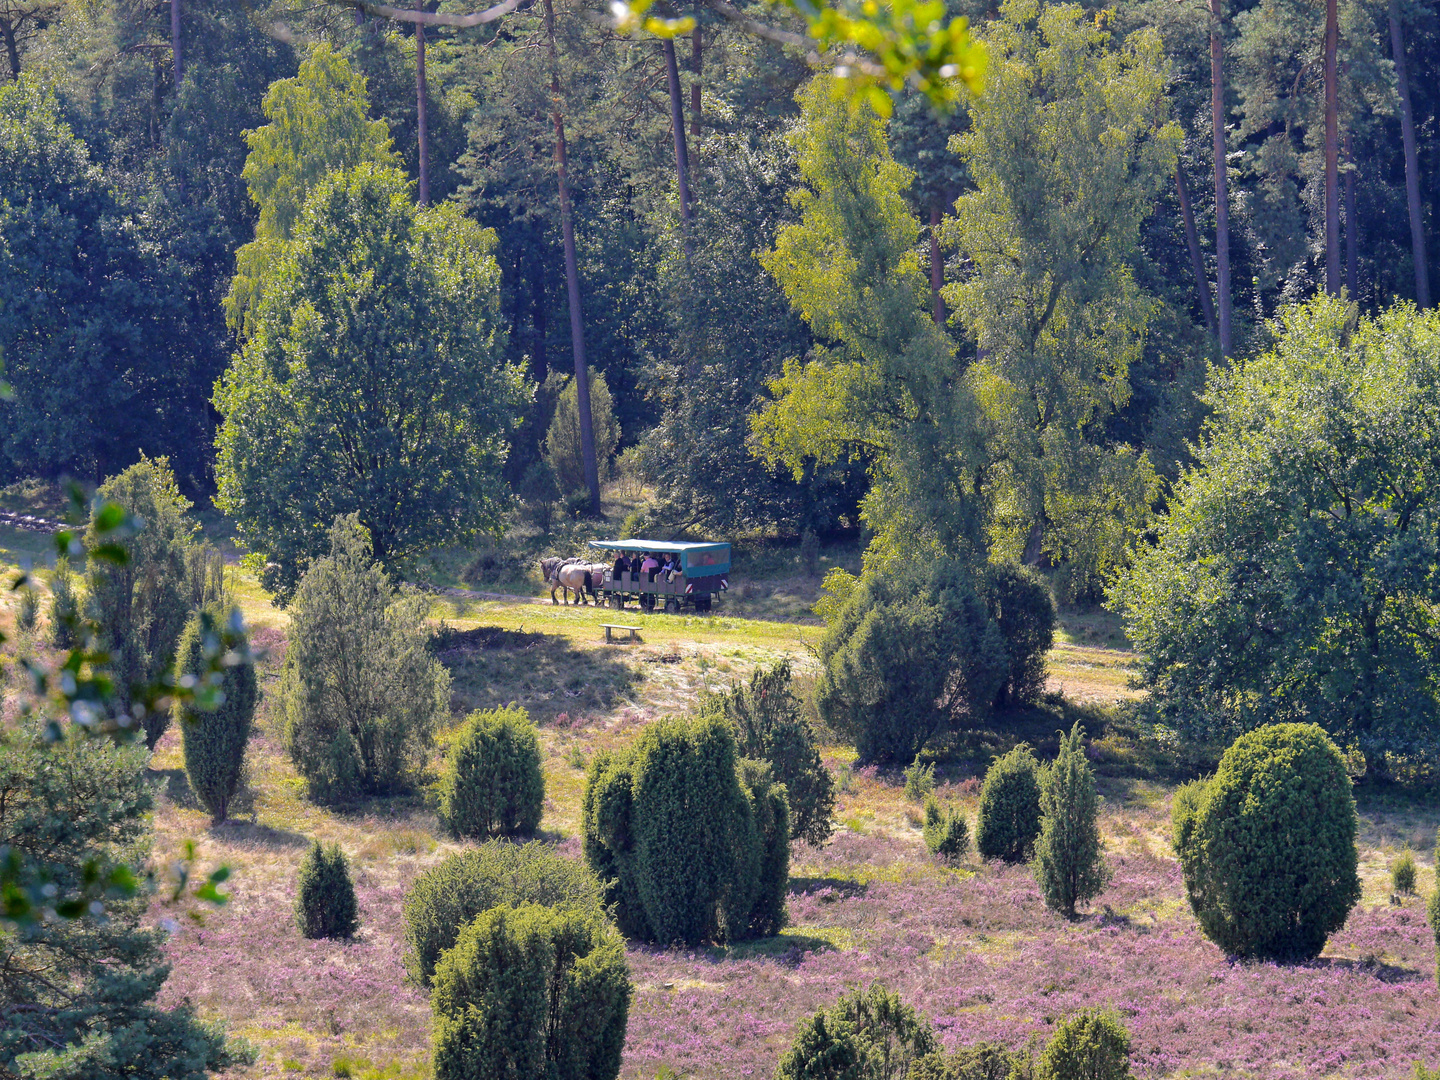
xmin=175 ymin=605 xmax=258 ymax=825
xmin=295 ymin=841 xmax=358 ymax=939
xmin=281 ymin=516 xmax=449 ymax=802
xmin=16 ymin=584 xmax=37 ymax=631
xmin=438 ymin=705 xmax=544 ymax=839
xmin=86 ymin=455 xmax=197 ymax=747
xmin=903 ymin=758 xmax=935 ymax=802
xmin=776 ymin=985 xmax=936 ymax=1080
xmin=698 ymin=661 xmax=836 ymax=844
xmin=48 ymin=556 xmax=78 ymax=649
xmin=403 ymin=840 xmax=604 ymax=986
xmin=816 ymin=560 xmax=1007 ymax=764
xmin=1393 ymin=852 xmax=1418 ymax=895
xmin=923 ymin=797 xmax=969 ymax=864
xmin=1035 ymin=724 xmax=1108 ymax=917
xmin=975 ymin=744 xmax=1043 ymax=864
xmin=981 ymin=564 xmax=1055 ymax=709
xmin=908 ymin=1043 xmax=1028 ymax=1080
xmin=431 ymin=902 xmax=631 ymax=1080
xmin=1036 ymin=1011 xmax=1130 ymax=1080
xmin=582 ymin=715 xmax=788 ymax=945
xmin=1172 ymin=723 xmax=1360 ymax=960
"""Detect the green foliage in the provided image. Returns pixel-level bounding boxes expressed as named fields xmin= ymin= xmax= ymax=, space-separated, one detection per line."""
xmin=907 ymin=1043 xmax=1027 ymax=1080
xmin=86 ymin=456 xmax=198 ymax=746
xmin=214 ymin=164 xmax=526 ymax=601
xmin=175 ymin=605 xmax=258 ymax=825
xmin=975 ymin=744 xmax=1043 ymax=864
xmin=15 ymin=584 xmax=37 ymax=632
xmin=1393 ymin=853 xmax=1418 ymax=896
xmin=403 ymin=841 xmax=604 ymax=987
xmin=816 ymin=560 xmax=1006 ymax=765
xmin=581 ymin=716 xmax=788 ymax=944
xmin=696 ymin=661 xmax=836 ymax=845
xmin=1429 ymin=883 xmax=1440 ymax=989
xmin=775 ymin=985 xmax=936 ymax=1080
xmin=545 ymin=367 xmax=620 ymax=499
xmin=438 ymin=706 xmax=545 ymax=839
xmin=922 ymin=797 xmax=969 ymax=864
xmin=1171 ymin=724 xmax=1361 ymax=960
xmin=47 ymin=556 xmax=78 ymax=649
xmin=430 ymin=902 xmax=631 ymax=1080
xmin=983 ymin=565 xmax=1055 ymax=708
xmin=279 ymin=516 xmax=449 ymax=803
xmin=942 ymin=0 xmax=1178 ymax=591
xmin=225 ymin=44 xmax=399 ymax=331
xmin=0 ymin=722 xmax=239 ymax=1078
xmin=1036 ymin=1011 xmax=1131 ymax=1080
xmin=295 ymin=840 xmax=359 ymax=940
xmin=903 ymin=758 xmax=936 ymax=802
xmin=1034 ymin=724 xmax=1108 ymax=917
xmin=1112 ymin=297 xmax=1440 ymax=760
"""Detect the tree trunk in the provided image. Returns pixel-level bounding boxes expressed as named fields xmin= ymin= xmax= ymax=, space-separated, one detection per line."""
xmin=1389 ymin=0 xmax=1431 ymax=308
xmin=415 ymin=1 xmax=430 ymax=206
xmin=1344 ymin=129 xmax=1357 ymax=297
xmin=170 ymin=0 xmax=183 ymax=87
xmin=1323 ymin=0 xmax=1340 ymax=295
xmin=1209 ymin=0 xmax=1232 ymax=356
xmin=663 ymin=36 xmax=694 ymax=264
xmin=544 ymin=0 xmax=600 ymax=514
xmin=2 ymin=21 xmax=20 ymax=80
xmin=1175 ymin=163 xmax=1218 ymax=339
xmin=930 ymin=202 xmax=945 ymax=327
xmin=690 ymin=24 xmax=702 ymax=138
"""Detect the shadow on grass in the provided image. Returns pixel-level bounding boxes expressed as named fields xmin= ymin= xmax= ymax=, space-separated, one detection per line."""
xmin=148 ymin=767 xmax=201 ymax=811
xmin=706 ymin=930 xmax=838 ymax=964
xmin=214 ymin=820 xmax=312 ymax=849
xmin=437 ymin=624 xmax=639 ymax=724
xmin=787 ymin=876 xmax=868 ymax=900
xmin=1308 ymin=956 xmax=1428 ymax=984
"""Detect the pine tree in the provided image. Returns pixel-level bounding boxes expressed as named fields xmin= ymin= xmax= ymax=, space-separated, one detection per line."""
xmin=1034 ymin=723 xmax=1109 ymax=917
xmin=175 ymin=604 xmax=258 ymax=825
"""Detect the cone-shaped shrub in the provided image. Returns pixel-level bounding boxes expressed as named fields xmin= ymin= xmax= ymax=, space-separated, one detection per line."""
xmin=1035 ymin=723 xmax=1108 ymax=917
xmin=739 ymin=758 xmax=790 ymax=937
xmin=403 ymin=841 xmax=604 ymax=986
xmin=1172 ymin=723 xmax=1360 ymax=960
xmin=975 ymin=744 xmax=1042 ymax=863
xmin=438 ymin=705 xmax=544 ymax=839
xmin=175 ymin=606 xmax=257 ymax=825
xmin=431 ymin=902 xmax=631 ymax=1080
xmin=295 ymin=840 xmax=358 ymax=939
xmin=582 ymin=715 xmax=788 ymax=944
xmin=775 ymin=985 xmax=935 ymax=1080
xmin=1036 ymin=1011 xmax=1131 ymax=1080
xmin=923 ymin=797 xmax=969 ymax=864
xmin=909 ymin=1043 xmax=1025 ymax=1080
xmin=48 ymin=556 xmax=78 ymax=649
xmin=1427 ymin=828 xmax=1439 ymax=987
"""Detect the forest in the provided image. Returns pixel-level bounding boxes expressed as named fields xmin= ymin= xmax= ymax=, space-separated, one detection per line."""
xmin=3 ymin=0 xmax=1440 ymax=1076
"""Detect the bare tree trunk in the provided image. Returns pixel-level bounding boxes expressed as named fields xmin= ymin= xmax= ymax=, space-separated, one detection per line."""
xmin=1389 ymin=0 xmax=1431 ymax=308
xmin=1323 ymin=0 xmax=1340 ymax=295
xmin=415 ymin=0 xmax=430 ymax=206
xmin=1209 ymin=0 xmax=1232 ymax=355
xmin=1176 ymin=163 xmax=1218 ymax=339
xmin=930 ymin=202 xmax=945 ymax=327
xmin=690 ymin=24 xmax=702 ymax=138
xmin=2 ymin=21 xmax=20 ymax=80
xmin=170 ymin=0 xmax=182 ymax=87
xmin=663 ymin=37 xmax=694 ymax=263
xmin=1344 ymin=130 xmax=1357 ymax=297
xmin=544 ymin=0 xmax=599 ymax=514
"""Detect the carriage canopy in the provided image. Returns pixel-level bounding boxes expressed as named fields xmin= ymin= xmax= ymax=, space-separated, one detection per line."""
xmin=588 ymin=539 xmax=730 ymax=578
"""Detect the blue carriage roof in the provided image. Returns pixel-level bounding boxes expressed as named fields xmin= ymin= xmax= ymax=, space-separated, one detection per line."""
xmin=587 ymin=539 xmax=728 ymax=555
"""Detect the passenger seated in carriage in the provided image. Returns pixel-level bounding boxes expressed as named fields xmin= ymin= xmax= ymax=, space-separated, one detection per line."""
xmin=659 ymin=553 xmax=677 ymax=580
xmin=612 ymin=552 xmax=631 ymax=579
xmin=640 ymin=553 xmax=660 ymax=581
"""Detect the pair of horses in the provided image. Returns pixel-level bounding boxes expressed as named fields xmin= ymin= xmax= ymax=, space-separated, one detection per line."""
xmin=540 ymin=556 xmax=609 ymax=605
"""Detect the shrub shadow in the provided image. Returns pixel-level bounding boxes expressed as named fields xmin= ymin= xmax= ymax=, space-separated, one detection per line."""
xmin=788 ymin=876 xmax=868 ymax=900
xmin=706 ymin=931 xmax=838 ymax=964
xmin=147 ymin=767 xmax=201 ymax=811
xmin=211 ymin=820 xmax=312 ymax=849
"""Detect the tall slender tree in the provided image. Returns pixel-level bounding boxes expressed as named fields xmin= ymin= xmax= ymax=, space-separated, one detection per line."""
xmin=171 ymin=0 xmax=182 ymax=87
xmin=1209 ymin=0 xmax=1231 ymax=354
xmin=1389 ymin=0 xmax=1430 ymax=307
xmin=415 ymin=0 xmax=429 ymax=205
xmin=663 ymin=36 xmax=695 ymax=262
xmin=1323 ymin=0 xmax=1340 ymax=294
xmin=1175 ymin=163 xmax=1218 ymax=338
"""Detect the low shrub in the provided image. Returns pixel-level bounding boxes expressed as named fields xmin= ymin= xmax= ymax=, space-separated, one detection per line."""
xmin=16 ymin=585 xmax=37 ymax=631
xmin=1036 ymin=1011 xmax=1131 ymax=1080
xmin=903 ymin=757 xmax=935 ymax=802
xmin=975 ymin=744 xmax=1042 ymax=863
xmin=922 ymin=797 xmax=969 ymax=864
xmin=403 ymin=841 xmax=604 ymax=987
xmin=582 ymin=715 xmax=787 ymax=944
xmin=908 ymin=1043 xmax=1029 ymax=1080
xmin=48 ymin=556 xmax=78 ymax=649
xmin=296 ymin=841 xmax=358 ymax=940
xmin=175 ymin=605 xmax=258 ymax=825
xmin=1430 ymin=828 xmax=1440 ymax=988
xmin=1393 ymin=852 xmax=1418 ymax=895
xmin=431 ymin=903 xmax=631 ymax=1080
xmin=776 ymin=985 xmax=935 ymax=1080
xmin=438 ymin=705 xmax=544 ymax=839
xmin=1172 ymin=723 xmax=1360 ymax=960
xmin=1034 ymin=724 xmax=1108 ymax=917
xmin=981 ymin=563 xmax=1055 ymax=709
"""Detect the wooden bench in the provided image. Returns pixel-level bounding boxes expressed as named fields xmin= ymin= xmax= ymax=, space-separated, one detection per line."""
xmin=602 ymin=623 xmax=642 ymax=644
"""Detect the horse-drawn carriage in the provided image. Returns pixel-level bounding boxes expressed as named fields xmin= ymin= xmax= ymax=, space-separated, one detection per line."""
xmin=590 ymin=539 xmax=729 ymax=613
xmin=540 ymin=540 xmax=730 ymax=613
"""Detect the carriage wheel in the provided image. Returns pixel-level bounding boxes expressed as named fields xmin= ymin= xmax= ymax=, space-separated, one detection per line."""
xmin=664 ymin=598 xmax=681 ymax=614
